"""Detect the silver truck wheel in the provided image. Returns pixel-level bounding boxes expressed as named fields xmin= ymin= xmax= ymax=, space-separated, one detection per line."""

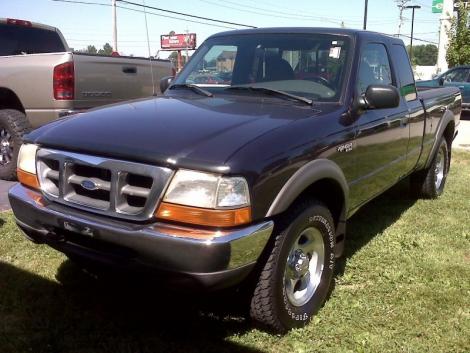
xmin=284 ymin=227 xmax=324 ymax=307
xmin=434 ymin=144 xmax=446 ymax=190
xmin=0 ymin=128 xmax=13 ymax=166
xmin=411 ymin=137 xmax=449 ymax=199
xmin=0 ymin=109 xmax=32 ymax=181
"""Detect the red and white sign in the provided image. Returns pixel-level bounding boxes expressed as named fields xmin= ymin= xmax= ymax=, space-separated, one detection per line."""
xmin=160 ymin=33 xmax=197 ymax=50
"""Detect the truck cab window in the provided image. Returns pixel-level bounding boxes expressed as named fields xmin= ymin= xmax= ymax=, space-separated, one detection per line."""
xmin=392 ymin=44 xmax=417 ymax=101
xmin=0 ymin=24 xmax=65 ymax=55
xmin=357 ymin=43 xmax=392 ymax=94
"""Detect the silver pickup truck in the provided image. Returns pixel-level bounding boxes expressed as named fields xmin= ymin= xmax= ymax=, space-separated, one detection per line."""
xmin=0 ymin=18 xmax=173 ymax=180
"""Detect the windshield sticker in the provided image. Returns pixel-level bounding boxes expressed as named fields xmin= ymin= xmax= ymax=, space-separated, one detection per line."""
xmin=329 ymin=46 xmax=341 ymax=59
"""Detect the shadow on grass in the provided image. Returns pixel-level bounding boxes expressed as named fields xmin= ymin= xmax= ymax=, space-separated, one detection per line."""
xmin=335 ymin=178 xmax=416 ymax=276
xmin=0 ymin=179 xmax=418 ymax=353
xmin=0 ymin=259 xmax=262 ymax=353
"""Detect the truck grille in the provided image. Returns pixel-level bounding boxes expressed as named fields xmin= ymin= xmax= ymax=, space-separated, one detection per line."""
xmin=36 ymin=148 xmax=173 ymax=221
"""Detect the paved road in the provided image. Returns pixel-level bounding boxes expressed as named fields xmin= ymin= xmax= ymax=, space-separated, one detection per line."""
xmin=455 ymin=115 xmax=470 ymax=150
xmin=0 ymin=180 xmax=15 ymax=211
xmin=0 ymin=117 xmax=468 ymax=212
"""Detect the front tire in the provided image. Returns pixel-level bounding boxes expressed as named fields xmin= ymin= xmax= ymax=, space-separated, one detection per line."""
xmin=250 ymin=200 xmax=336 ymax=332
xmin=0 ymin=109 xmax=31 ymax=180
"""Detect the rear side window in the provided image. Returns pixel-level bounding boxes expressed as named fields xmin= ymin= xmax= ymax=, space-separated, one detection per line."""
xmin=357 ymin=43 xmax=393 ymax=94
xmin=391 ymin=44 xmax=417 ymax=101
xmin=0 ymin=24 xmax=65 ymax=56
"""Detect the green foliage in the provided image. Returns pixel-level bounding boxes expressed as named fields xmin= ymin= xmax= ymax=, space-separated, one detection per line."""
xmin=446 ymin=3 xmax=470 ymax=67
xmin=406 ymin=44 xmax=438 ymax=66
xmin=84 ymin=45 xmax=97 ymax=54
xmin=78 ymin=43 xmax=114 ymax=56
xmin=98 ymin=43 xmax=114 ymax=56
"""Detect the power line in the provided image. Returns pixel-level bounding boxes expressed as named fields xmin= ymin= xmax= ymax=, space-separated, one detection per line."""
xmin=116 ymin=0 xmax=256 ymax=28
xmin=393 ymin=33 xmax=438 ymax=45
xmin=51 ymin=0 xmax=242 ymax=30
xmin=115 ymin=4 xmax=238 ymax=30
xmin=197 ymin=0 xmax=342 ymax=25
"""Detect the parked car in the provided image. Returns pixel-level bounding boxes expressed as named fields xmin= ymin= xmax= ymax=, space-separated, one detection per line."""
xmin=9 ymin=28 xmax=460 ymax=332
xmin=0 ymin=18 xmax=173 ymax=180
xmin=416 ymin=65 xmax=470 ymax=111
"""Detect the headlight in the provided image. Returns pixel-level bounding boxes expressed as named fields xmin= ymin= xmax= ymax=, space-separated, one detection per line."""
xmin=18 ymin=143 xmax=38 ymax=174
xmin=163 ymin=170 xmax=250 ymax=208
xmin=17 ymin=144 xmax=40 ymax=189
xmin=156 ymin=170 xmax=251 ymax=227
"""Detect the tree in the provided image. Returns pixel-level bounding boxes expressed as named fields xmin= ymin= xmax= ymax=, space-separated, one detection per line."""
xmin=406 ymin=44 xmax=438 ymax=66
xmin=446 ymin=3 xmax=470 ymax=68
xmin=168 ymin=51 xmax=178 ymax=63
xmin=76 ymin=45 xmax=97 ymax=54
xmin=98 ymin=43 xmax=114 ymax=56
xmin=76 ymin=43 xmax=115 ymax=56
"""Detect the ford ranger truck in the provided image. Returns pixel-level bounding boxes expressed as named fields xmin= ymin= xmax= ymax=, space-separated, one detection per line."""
xmin=9 ymin=28 xmax=461 ymax=332
xmin=0 ymin=18 xmax=173 ymax=180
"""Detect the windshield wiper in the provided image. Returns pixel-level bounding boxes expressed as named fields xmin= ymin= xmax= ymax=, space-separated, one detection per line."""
xmin=226 ymin=86 xmax=313 ymax=105
xmin=169 ymin=84 xmax=213 ymax=97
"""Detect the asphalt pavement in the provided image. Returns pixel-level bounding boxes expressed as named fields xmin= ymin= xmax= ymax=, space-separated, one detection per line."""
xmin=0 ymin=180 xmax=15 ymax=211
xmin=455 ymin=116 xmax=470 ymax=150
xmin=0 ymin=116 xmax=468 ymax=212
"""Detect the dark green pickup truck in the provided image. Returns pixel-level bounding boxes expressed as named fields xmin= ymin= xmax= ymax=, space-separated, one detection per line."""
xmin=9 ymin=28 xmax=461 ymax=332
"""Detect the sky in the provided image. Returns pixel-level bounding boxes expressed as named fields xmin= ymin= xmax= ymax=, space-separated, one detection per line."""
xmin=1 ymin=0 xmax=443 ymax=58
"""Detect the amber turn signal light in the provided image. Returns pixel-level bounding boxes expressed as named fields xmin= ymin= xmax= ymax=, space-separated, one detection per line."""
xmin=17 ymin=169 xmax=40 ymax=190
xmin=156 ymin=202 xmax=251 ymax=227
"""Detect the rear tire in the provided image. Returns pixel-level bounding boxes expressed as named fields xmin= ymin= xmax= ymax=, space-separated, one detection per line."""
xmin=411 ymin=137 xmax=450 ymax=199
xmin=250 ymin=200 xmax=336 ymax=332
xmin=0 ymin=109 xmax=32 ymax=180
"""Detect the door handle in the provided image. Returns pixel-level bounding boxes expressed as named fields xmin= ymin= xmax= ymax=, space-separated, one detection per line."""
xmin=122 ymin=66 xmax=137 ymax=74
xmin=458 ymin=86 xmax=465 ymax=89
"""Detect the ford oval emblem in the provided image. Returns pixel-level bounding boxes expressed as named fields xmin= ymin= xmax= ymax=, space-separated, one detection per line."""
xmin=81 ymin=179 xmax=98 ymax=191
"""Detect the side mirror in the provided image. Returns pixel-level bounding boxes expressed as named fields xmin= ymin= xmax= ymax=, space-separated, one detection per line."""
xmin=159 ymin=76 xmax=174 ymax=93
xmin=438 ymin=77 xmax=445 ymax=86
xmin=363 ymin=84 xmax=400 ymax=110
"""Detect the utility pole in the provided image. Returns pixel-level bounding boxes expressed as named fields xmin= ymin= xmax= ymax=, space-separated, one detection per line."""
xmin=396 ymin=0 xmax=411 ymax=37
xmin=185 ymin=28 xmax=189 ymax=64
xmin=363 ymin=0 xmax=368 ymax=30
xmin=405 ymin=5 xmax=421 ymax=63
xmin=112 ymin=0 xmax=118 ymax=52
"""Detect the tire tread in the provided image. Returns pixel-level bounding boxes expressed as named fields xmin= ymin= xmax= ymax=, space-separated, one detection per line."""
xmin=0 ymin=109 xmax=31 ymax=180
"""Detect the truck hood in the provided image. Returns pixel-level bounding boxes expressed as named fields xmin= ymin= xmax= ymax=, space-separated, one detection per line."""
xmin=27 ymin=95 xmax=322 ymax=170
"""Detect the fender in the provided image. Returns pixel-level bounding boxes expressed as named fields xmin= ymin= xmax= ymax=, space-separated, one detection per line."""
xmin=0 ymin=87 xmax=25 ymax=112
xmin=425 ymin=108 xmax=455 ymax=169
xmin=266 ymin=158 xmax=349 ymax=223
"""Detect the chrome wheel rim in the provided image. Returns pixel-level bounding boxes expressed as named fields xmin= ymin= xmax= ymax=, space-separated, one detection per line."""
xmin=284 ymin=227 xmax=325 ymax=307
xmin=0 ymin=128 xmax=13 ymax=166
xmin=435 ymin=146 xmax=445 ymax=190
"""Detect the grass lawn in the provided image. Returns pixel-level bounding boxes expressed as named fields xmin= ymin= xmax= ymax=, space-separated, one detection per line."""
xmin=0 ymin=151 xmax=469 ymax=353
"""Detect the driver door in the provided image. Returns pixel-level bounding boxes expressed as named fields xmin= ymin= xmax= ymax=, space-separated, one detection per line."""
xmin=349 ymin=43 xmax=409 ymax=209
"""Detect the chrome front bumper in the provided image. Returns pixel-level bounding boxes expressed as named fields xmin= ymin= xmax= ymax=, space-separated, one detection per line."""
xmin=8 ymin=184 xmax=274 ymax=288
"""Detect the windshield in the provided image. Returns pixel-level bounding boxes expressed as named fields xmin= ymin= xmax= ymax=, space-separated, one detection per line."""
xmin=173 ymin=33 xmax=351 ymax=102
